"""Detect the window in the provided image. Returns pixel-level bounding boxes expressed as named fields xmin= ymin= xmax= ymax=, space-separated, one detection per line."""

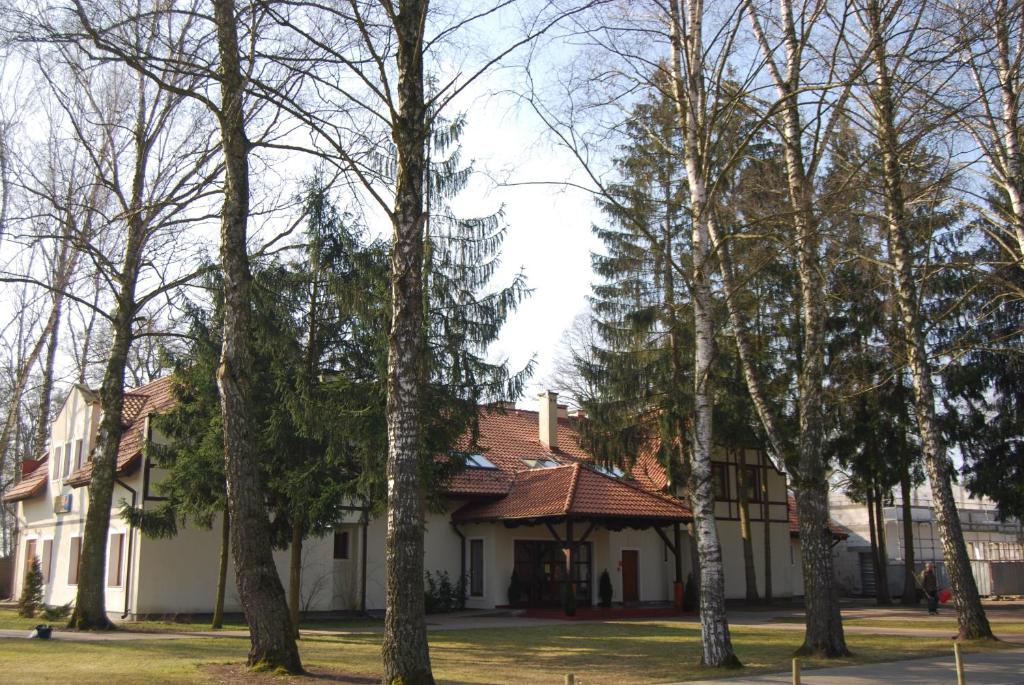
xmin=465 ymin=453 xmax=497 ymax=469
xmin=711 ymin=464 xmax=729 ymax=501
xmin=75 ymin=439 xmax=85 ymax=471
xmin=68 ymin=537 xmax=82 ymax=585
xmin=53 ymin=446 xmax=62 ymax=480
xmin=742 ymin=466 xmax=762 ymax=504
xmin=25 ymin=539 xmax=37 ymax=577
xmin=41 ymin=540 xmax=53 ymax=585
xmin=107 ymin=533 xmax=124 ymax=587
xmin=522 ymin=458 xmax=559 ymax=469
xmin=333 ymin=531 xmax=350 ymax=560
xmin=594 ymin=464 xmax=625 ymax=478
xmin=469 ymin=539 xmax=484 ymax=597
xmin=63 ymin=441 xmax=72 ymax=478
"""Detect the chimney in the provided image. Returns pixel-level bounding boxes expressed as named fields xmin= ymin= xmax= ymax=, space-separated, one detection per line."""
xmin=21 ymin=458 xmax=41 ymax=478
xmin=569 ymin=408 xmax=587 ymax=419
xmin=538 ymin=391 xmax=558 ymax=450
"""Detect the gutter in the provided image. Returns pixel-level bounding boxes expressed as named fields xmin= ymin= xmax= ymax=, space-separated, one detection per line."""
xmin=116 ymin=477 xmax=137 ymax=619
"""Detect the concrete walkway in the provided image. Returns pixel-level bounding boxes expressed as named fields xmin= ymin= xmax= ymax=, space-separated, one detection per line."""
xmin=675 ymin=648 xmax=1024 ymax=685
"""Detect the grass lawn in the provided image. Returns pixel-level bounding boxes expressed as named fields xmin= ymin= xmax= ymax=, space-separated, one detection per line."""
xmin=0 ymin=618 xmax=1013 ymax=684
xmin=0 ymin=608 xmax=380 ymax=634
xmin=770 ymin=615 xmax=1024 ymax=634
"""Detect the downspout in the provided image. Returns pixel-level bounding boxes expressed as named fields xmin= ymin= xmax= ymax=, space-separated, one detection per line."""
xmin=451 ymin=521 xmax=466 ymax=604
xmin=116 ymin=477 xmax=137 ymax=619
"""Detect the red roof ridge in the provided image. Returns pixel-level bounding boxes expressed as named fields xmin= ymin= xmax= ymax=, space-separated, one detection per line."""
xmin=563 ymin=462 xmax=581 ymax=512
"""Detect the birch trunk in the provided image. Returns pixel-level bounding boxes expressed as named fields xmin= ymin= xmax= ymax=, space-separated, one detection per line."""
xmin=741 ymin=0 xmax=848 ymax=656
xmin=211 ymin=0 xmax=302 ymax=670
xmin=899 ymin=473 xmax=918 ymax=605
xmin=668 ymin=0 xmax=739 ymax=666
xmin=381 ymin=1 xmax=434 ymax=682
xmin=212 ymin=509 xmax=229 ymax=629
xmin=866 ymin=0 xmax=994 ymax=640
xmin=994 ymin=0 xmax=1024 ymax=264
xmin=737 ymin=450 xmax=759 ymax=602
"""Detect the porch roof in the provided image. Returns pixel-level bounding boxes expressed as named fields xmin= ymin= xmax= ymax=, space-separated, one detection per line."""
xmin=787 ymin=496 xmax=850 ymax=540
xmin=451 ymin=462 xmax=691 ymax=525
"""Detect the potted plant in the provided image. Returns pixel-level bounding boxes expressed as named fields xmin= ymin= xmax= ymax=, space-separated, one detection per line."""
xmin=598 ymin=569 xmax=613 ymax=609
xmin=507 ymin=569 xmax=522 ymax=606
xmin=562 ymin=582 xmax=577 ymax=617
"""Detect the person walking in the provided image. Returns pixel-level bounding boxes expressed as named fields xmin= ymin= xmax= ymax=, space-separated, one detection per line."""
xmin=920 ymin=562 xmax=939 ymax=615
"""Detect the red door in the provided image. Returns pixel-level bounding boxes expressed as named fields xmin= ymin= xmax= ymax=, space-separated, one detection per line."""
xmin=621 ymin=550 xmax=639 ymax=603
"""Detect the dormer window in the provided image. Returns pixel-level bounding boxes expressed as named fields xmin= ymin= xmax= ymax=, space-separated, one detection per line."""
xmin=465 ymin=453 xmax=497 ymax=469
xmin=522 ymin=458 xmax=559 ymax=469
xmin=594 ymin=464 xmax=626 ymax=478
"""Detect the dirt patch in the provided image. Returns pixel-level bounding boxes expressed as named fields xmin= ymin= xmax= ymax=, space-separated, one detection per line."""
xmin=201 ymin=664 xmax=379 ymax=683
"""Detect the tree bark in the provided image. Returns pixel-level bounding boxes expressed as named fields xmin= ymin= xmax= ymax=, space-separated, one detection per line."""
xmin=866 ymin=0 xmax=994 ymax=640
xmin=737 ymin=449 xmax=759 ymax=602
xmin=212 ymin=509 xmax=230 ymax=629
xmin=874 ymin=485 xmax=892 ymax=604
xmin=211 ymin=0 xmax=302 ymax=671
xmin=289 ymin=519 xmax=303 ymax=639
xmin=381 ymin=2 xmax=434 ymax=683
xmin=33 ymin=300 xmax=63 ymax=455
xmin=668 ymin=0 xmax=740 ymax=666
xmin=899 ymin=472 xmax=918 ymax=605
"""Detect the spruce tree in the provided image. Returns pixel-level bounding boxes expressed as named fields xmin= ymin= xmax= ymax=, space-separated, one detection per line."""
xmin=18 ymin=556 xmax=44 ymax=618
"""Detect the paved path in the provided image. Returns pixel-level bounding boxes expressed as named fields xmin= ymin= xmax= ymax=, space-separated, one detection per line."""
xmin=674 ymin=648 xmax=1024 ymax=685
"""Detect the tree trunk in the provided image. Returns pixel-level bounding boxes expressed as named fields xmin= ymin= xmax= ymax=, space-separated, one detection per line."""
xmin=874 ymin=485 xmax=892 ymax=604
xmin=33 ymin=300 xmax=62 ymax=455
xmin=212 ymin=509 xmax=230 ymax=629
xmin=737 ymin=450 xmax=759 ymax=602
xmin=211 ymin=0 xmax=302 ymax=671
xmin=994 ymin=0 xmax=1024 ymax=265
xmin=900 ymin=472 xmax=918 ymax=605
xmin=667 ymin=0 xmax=739 ymax=667
xmin=867 ymin=0 xmax=993 ymax=641
xmin=762 ymin=458 xmax=773 ymax=603
xmin=381 ymin=2 xmax=434 ymax=683
xmin=289 ymin=519 xmax=302 ymax=638
xmin=866 ymin=486 xmax=880 ymax=597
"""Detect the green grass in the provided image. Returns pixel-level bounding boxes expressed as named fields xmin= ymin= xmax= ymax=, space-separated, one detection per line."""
xmin=0 ymin=608 xmax=380 ymax=634
xmin=769 ymin=615 xmax=1024 ymax=634
xmin=0 ymin=618 xmax=1013 ymax=684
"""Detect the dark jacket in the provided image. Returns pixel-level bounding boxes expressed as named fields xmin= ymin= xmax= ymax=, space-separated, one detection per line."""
xmin=922 ymin=569 xmax=937 ymax=593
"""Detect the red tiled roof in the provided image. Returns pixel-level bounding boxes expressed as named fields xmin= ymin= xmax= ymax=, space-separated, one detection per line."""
xmin=452 ymin=462 xmax=691 ymax=523
xmin=67 ymin=376 xmax=177 ymax=488
xmin=445 ymin=407 xmax=670 ymax=497
xmin=3 ymin=457 xmax=49 ymax=503
xmin=787 ymin=496 xmax=850 ymax=540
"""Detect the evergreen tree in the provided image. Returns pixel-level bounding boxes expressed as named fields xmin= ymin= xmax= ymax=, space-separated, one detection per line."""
xmin=18 ymin=556 xmax=44 ymax=618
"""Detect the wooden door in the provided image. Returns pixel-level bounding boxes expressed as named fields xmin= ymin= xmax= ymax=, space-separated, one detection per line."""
xmin=621 ymin=549 xmax=639 ymax=603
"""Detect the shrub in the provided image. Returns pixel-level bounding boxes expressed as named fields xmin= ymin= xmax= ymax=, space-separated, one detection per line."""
xmin=424 ymin=570 xmax=466 ymax=614
xmin=682 ymin=572 xmax=698 ymax=612
xmin=562 ymin=582 xmax=577 ymax=617
xmin=18 ymin=556 xmax=44 ymax=618
xmin=598 ymin=569 xmax=613 ymax=608
xmin=507 ymin=569 xmax=522 ymax=606
xmin=42 ymin=602 xmax=72 ymax=621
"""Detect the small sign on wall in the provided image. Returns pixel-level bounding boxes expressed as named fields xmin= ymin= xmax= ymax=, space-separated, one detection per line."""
xmin=53 ymin=494 xmax=72 ymax=514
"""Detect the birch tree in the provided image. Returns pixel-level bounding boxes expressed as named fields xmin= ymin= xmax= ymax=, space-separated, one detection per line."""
xmin=853 ymin=0 xmax=994 ymax=638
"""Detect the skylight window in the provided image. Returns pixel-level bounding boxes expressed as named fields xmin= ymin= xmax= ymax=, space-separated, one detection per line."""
xmin=521 ymin=458 xmax=559 ymax=469
xmin=594 ymin=464 xmax=626 ymax=478
xmin=465 ymin=453 xmax=497 ymax=469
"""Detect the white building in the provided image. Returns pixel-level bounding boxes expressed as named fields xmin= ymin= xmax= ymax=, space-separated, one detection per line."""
xmin=830 ymin=484 xmax=1024 ymax=597
xmin=6 ymin=379 xmax=826 ymax=618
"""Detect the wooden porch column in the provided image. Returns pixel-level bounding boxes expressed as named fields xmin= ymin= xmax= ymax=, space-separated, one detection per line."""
xmin=564 ymin=518 xmax=575 ymax=581
xmin=673 ymin=523 xmax=683 ymax=584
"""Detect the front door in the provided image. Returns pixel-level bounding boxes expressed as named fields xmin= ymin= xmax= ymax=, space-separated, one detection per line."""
xmin=621 ymin=549 xmax=639 ymax=603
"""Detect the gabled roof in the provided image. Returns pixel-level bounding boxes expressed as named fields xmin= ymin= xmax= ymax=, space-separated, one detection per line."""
xmin=788 ymin=496 xmax=850 ymax=540
xmin=66 ymin=376 xmax=177 ymax=488
xmin=452 ymin=462 xmax=691 ymax=524
xmin=3 ymin=457 xmax=49 ymax=503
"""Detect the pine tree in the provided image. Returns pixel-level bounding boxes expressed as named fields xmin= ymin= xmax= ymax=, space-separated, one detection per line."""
xmin=18 ymin=556 xmax=44 ymax=618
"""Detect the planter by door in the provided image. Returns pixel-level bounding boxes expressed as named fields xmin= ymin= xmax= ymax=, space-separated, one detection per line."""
xmin=621 ymin=550 xmax=639 ymax=603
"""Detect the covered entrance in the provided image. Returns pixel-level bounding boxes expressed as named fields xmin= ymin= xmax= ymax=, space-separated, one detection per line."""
xmin=514 ymin=539 xmax=592 ymax=606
